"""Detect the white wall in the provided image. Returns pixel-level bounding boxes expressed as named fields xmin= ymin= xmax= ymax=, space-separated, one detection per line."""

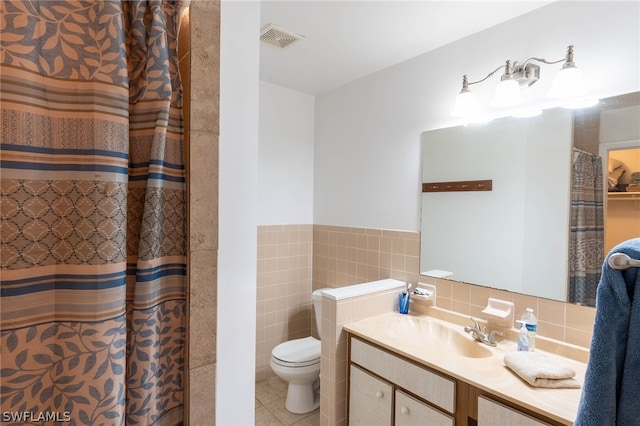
xmin=314 ymin=1 xmax=640 ymax=232
xmin=218 ymin=1 xmax=260 ymax=424
xmin=520 ymin=109 xmax=573 ymax=300
xmin=420 ymin=121 xmax=527 ymax=290
xmin=258 ymin=82 xmax=315 ymax=225
xmin=600 ymin=105 xmax=640 ymax=145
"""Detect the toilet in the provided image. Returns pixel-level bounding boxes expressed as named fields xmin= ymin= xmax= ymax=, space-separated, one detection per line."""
xmin=270 ymin=288 xmax=326 ymax=414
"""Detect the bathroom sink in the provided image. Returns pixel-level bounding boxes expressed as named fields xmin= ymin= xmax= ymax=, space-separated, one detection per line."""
xmin=382 ymin=316 xmax=492 ymax=359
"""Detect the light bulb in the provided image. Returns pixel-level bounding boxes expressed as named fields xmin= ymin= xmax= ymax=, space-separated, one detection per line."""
xmin=548 ymin=66 xmax=587 ymax=99
xmin=451 ymin=90 xmax=478 ymax=117
xmin=491 ymin=79 xmax=524 ymax=108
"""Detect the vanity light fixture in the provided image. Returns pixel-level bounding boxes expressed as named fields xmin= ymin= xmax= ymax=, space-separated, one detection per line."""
xmin=451 ymin=45 xmax=597 ymax=118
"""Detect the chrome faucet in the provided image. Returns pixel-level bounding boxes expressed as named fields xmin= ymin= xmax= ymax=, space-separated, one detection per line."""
xmin=464 ymin=317 xmax=503 ymax=347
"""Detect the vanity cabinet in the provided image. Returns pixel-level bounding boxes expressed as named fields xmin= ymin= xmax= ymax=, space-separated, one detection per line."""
xmin=348 ymin=337 xmax=458 ymax=425
xmin=348 ymin=335 xmax=564 ymax=426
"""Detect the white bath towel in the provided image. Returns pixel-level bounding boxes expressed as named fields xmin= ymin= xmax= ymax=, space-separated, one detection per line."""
xmin=504 ymin=351 xmax=581 ymax=389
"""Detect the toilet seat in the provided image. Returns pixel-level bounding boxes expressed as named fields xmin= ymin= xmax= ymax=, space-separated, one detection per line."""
xmin=271 ymin=336 xmax=320 ymax=368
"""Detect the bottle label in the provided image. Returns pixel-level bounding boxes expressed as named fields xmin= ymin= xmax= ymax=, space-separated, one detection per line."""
xmin=525 ymin=323 xmax=537 ymax=333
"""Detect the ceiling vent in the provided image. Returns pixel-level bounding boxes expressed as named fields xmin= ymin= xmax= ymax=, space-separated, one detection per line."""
xmin=260 ymin=24 xmax=304 ymax=49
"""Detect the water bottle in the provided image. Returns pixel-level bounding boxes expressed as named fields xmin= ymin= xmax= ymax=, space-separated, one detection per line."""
xmin=521 ymin=308 xmax=537 ymax=351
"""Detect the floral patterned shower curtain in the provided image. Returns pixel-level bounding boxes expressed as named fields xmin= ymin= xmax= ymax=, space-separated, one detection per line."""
xmin=1 ymin=1 xmax=186 ymax=424
xmin=569 ymin=149 xmax=604 ymax=306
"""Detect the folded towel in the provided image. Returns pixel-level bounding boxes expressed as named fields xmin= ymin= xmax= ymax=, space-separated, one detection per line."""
xmin=504 ymin=351 xmax=581 ymax=389
xmin=631 ymin=171 xmax=640 ymax=182
xmin=627 ymin=183 xmax=640 ymax=192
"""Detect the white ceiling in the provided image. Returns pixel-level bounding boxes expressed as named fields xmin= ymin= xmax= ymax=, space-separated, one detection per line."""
xmin=259 ymin=1 xmax=552 ymax=95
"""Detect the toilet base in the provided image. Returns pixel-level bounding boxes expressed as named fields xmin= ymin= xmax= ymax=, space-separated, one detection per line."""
xmin=285 ymin=379 xmax=320 ymax=414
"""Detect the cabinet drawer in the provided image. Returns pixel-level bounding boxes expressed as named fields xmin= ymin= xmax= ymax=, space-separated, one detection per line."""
xmin=349 ymin=365 xmax=393 ymax=426
xmin=478 ymin=396 xmax=551 ymax=426
xmin=395 ymin=390 xmax=454 ymax=426
xmin=351 ymin=337 xmax=455 ymax=413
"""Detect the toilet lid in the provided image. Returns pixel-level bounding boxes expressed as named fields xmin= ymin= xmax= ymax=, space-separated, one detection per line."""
xmin=272 ymin=336 xmax=320 ymax=365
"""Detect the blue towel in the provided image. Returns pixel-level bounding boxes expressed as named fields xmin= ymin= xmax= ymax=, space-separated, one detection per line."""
xmin=575 ymin=238 xmax=640 ymax=425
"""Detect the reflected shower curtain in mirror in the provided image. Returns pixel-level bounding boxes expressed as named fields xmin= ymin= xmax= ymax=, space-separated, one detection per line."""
xmin=569 ymin=149 xmax=604 ymax=306
xmin=1 ymin=1 xmax=186 ymax=424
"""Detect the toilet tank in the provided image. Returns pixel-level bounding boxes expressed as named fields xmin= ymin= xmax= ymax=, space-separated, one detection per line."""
xmin=312 ymin=289 xmax=326 ymax=336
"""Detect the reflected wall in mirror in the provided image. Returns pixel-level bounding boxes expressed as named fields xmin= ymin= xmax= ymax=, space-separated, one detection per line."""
xmin=419 ymin=92 xmax=640 ymax=306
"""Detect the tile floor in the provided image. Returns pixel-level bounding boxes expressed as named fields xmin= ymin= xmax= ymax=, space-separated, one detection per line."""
xmin=255 ymin=377 xmax=320 ymax=426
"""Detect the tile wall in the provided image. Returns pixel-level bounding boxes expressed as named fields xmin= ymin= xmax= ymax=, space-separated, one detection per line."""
xmin=313 ymin=225 xmax=421 ymax=288
xmin=256 ymin=224 xmax=422 ymax=382
xmin=319 ymin=287 xmax=403 ymax=426
xmin=311 ymin=224 xmax=595 ymax=349
xmin=256 ymin=225 xmax=314 ymax=381
xmin=420 ymin=276 xmax=596 ymax=348
xmin=187 ymin=1 xmax=220 ymax=424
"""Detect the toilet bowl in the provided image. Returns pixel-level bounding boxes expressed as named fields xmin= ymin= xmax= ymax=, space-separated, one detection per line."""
xmin=270 ymin=288 xmax=326 ymax=414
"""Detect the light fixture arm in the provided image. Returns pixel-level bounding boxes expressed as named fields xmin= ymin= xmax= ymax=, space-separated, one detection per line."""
xmin=521 ymin=45 xmax=575 ymax=69
xmin=451 ymin=45 xmax=592 ymax=118
xmin=459 ymin=45 xmax=577 ymax=91
xmin=521 ymin=56 xmax=566 ymax=67
xmin=464 ymin=62 xmax=510 ymax=88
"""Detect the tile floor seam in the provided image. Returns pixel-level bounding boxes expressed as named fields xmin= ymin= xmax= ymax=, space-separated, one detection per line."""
xmin=255 ymin=377 xmax=319 ymax=426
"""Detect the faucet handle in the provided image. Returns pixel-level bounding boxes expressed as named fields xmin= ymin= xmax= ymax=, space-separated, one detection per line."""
xmin=468 ymin=317 xmax=480 ymax=329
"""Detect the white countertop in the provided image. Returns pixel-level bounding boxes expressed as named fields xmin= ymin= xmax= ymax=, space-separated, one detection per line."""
xmin=343 ymin=311 xmax=587 ymax=425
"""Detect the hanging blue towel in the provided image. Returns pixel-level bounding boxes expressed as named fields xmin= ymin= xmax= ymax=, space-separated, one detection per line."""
xmin=575 ymin=238 xmax=640 ymax=425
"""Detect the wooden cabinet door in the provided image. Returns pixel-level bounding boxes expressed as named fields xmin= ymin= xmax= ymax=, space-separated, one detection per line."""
xmin=349 ymin=365 xmax=393 ymax=426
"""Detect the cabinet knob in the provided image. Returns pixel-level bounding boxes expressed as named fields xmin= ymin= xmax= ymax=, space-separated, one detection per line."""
xmin=375 ymin=391 xmax=383 ymax=399
xmin=400 ymin=406 xmax=409 ymax=415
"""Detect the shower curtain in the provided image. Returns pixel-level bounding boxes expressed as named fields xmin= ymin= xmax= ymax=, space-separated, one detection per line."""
xmin=1 ymin=1 xmax=186 ymax=425
xmin=569 ymin=149 xmax=604 ymax=306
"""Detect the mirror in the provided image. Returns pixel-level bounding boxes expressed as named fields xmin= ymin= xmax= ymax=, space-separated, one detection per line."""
xmin=419 ymin=92 xmax=640 ymax=305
